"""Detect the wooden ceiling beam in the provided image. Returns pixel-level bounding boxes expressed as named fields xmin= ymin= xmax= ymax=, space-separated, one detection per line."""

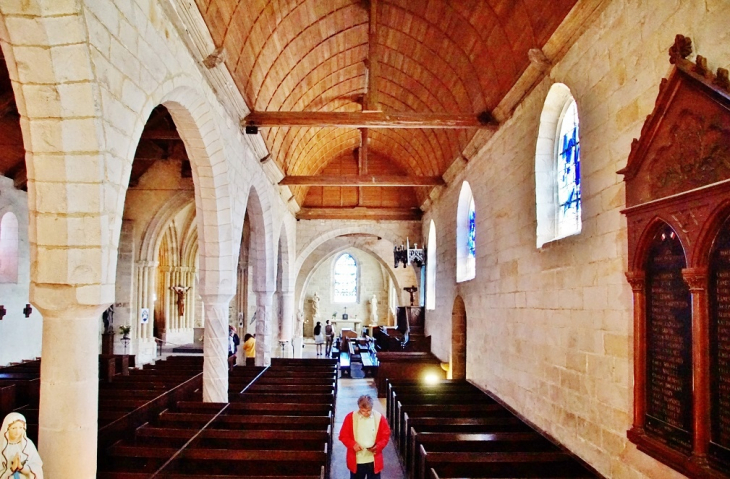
xmin=297 ymin=207 xmax=421 ymax=221
xmin=280 ymin=175 xmax=444 ymax=186
xmin=243 ymin=111 xmax=497 ymax=129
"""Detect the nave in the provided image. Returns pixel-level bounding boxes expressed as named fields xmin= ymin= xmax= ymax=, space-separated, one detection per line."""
xmin=2 ymin=338 xmax=602 ymax=478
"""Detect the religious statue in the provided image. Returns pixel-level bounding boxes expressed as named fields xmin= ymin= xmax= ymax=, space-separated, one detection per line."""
xmin=369 ymin=294 xmax=379 ymax=324
xmin=311 ymin=292 xmax=321 ymax=319
xmin=0 ymin=412 xmax=44 ymax=478
xmin=404 ymin=285 xmax=418 ymax=306
xmin=102 ymin=305 xmax=114 ymax=334
xmin=170 ymin=285 xmax=190 ymax=317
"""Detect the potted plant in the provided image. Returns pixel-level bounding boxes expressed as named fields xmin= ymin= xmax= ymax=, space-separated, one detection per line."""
xmin=118 ymin=325 xmax=131 ymax=339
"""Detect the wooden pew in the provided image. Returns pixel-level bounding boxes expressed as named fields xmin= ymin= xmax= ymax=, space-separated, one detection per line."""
xmin=410 ymin=431 xmax=558 ymax=479
xmin=165 ymin=449 xmax=326 ymax=478
xmin=422 ymin=451 xmax=597 ymax=478
xmin=404 ymin=417 xmax=533 ymax=469
xmin=386 ymin=380 xmax=482 ymax=426
xmin=398 ymin=403 xmax=513 ymax=458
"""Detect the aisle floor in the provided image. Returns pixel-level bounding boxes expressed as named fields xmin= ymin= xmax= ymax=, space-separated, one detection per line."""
xmin=299 ymin=341 xmax=406 ymax=479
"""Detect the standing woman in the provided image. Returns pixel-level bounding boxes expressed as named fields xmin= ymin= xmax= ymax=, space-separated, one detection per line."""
xmin=313 ymin=321 xmax=324 ymax=356
xmin=1 ymin=412 xmax=43 ymax=478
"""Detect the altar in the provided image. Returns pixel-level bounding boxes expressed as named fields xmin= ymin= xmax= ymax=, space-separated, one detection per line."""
xmin=332 ymin=318 xmax=362 ymax=334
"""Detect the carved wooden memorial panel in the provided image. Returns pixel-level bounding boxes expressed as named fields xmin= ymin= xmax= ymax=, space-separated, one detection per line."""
xmin=645 ymin=224 xmax=693 ymax=454
xmin=710 ymin=218 xmax=730 ymax=468
xmin=621 ymin=34 xmax=730 ymax=477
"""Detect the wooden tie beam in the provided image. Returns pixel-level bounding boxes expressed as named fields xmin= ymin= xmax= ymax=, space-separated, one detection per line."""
xmin=242 ymin=111 xmax=497 ymax=129
xmin=280 ymin=175 xmax=444 ymax=187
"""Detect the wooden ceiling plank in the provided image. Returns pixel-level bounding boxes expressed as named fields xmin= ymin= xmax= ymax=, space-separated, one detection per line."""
xmin=280 ymin=175 xmax=444 ymax=186
xmin=243 ymin=110 xmax=497 ymax=128
xmin=364 ymin=0 xmax=378 ymax=110
xmin=296 ymin=206 xmax=422 ymax=221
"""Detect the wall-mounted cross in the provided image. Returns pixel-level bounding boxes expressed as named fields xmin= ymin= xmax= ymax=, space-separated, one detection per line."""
xmin=404 ymin=285 xmax=418 ymax=306
xmin=0 ymin=305 xmax=6 ymax=320
xmin=23 ymin=303 xmax=33 ymax=318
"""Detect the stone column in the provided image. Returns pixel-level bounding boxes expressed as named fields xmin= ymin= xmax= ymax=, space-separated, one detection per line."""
xmin=38 ymin=304 xmax=106 ymax=479
xmin=162 ymin=266 xmax=172 ymax=336
xmin=255 ymin=290 xmax=274 ymax=366
xmin=202 ymin=295 xmax=231 ymax=402
xmin=136 ymin=261 xmax=157 ymax=341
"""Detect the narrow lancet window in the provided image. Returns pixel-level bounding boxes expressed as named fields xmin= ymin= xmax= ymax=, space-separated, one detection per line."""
xmin=334 ymin=253 xmax=357 ymax=302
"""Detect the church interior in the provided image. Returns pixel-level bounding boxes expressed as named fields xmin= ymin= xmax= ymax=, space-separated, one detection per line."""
xmin=0 ymin=0 xmax=729 ymax=477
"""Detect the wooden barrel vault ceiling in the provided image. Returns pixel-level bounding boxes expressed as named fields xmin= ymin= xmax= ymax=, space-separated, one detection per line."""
xmin=0 ymin=0 xmax=580 ymax=221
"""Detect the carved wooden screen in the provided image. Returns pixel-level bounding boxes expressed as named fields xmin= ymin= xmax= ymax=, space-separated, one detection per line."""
xmin=621 ymin=35 xmax=730 ymax=478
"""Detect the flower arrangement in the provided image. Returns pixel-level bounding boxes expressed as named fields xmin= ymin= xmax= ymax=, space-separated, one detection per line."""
xmin=332 ymin=312 xmax=337 ymax=319
xmin=119 ymin=325 xmax=131 ymax=337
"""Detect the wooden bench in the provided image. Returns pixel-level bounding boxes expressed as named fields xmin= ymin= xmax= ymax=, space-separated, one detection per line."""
xmin=422 ymin=451 xmax=597 ymax=478
xmin=397 ymin=403 xmax=513 ymax=457
xmin=404 ymin=417 xmax=533 ymax=468
xmin=410 ymin=431 xmax=557 ymax=479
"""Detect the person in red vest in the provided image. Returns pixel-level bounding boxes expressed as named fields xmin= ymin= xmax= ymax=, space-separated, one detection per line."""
xmin=338 ymin=394 xmax=391 ymax=479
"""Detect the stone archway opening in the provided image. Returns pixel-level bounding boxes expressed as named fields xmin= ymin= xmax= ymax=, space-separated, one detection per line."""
xmin=450 ymin=295 xmax=467 ymax=380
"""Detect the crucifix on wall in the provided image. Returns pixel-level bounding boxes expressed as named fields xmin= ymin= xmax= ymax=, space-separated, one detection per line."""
xmin=170 ymin=285 xmax=190 ymax=317
xmin=404 ymin=285 xmax=418 ymax=306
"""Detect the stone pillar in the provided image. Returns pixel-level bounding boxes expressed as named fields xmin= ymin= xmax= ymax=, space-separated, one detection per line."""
xmin=279 ymin=292 xmax=294 ymax=342
xmin=162 ymin=266 xmax=172 ymax=336
xmin=255 ymin=290 xmax=274 ymax=366
xmin=38 ymin=304 xmax=106 ymax=479
xmin=202 ymin=295 xmax=231 ymax=402
xmin=186 ymin=268 xmax=195 ymax=330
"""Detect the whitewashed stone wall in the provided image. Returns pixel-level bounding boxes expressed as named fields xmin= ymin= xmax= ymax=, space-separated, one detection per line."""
xmin=302 ymin=247 xmax=389 ymax=337
xmin=423 ymin=1 xmax=730 ymax=478
xmin=0 ymin=177 xmax=40 ymax=365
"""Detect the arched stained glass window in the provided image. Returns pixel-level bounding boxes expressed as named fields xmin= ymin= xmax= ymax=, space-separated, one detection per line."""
xmin=535 ymin=84 xmax=582 ymax=247
xmin=557 ymin=98 xmax=581 ymax=238
xmin=456 ymin=181 xmax=476 ymax=282
xmin=334 ymin=253 xmax=358 ymax=303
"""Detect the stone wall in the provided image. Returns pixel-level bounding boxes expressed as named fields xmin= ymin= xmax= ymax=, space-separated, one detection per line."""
xmin=302 ymin=247 xmax=389 ymax=338
xmin=423 ymin=1 xmax=730 ymax=478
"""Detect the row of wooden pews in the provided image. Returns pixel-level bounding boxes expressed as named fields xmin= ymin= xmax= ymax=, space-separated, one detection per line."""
xmin=97 ymin=357 xmax=338 ymax=478
xmin=0 ymin=359 xmax=40 ymax=439
xmin=386 ymin=379 xmax=600 ymax=479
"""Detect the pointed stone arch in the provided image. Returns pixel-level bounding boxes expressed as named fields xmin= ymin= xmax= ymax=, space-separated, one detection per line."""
xmin=451 ymin=295 xmax=467 ymax=380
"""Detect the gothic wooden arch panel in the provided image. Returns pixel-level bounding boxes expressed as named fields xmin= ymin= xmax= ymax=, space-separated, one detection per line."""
xmin=621 ymin=35 xmax=730 ymax=478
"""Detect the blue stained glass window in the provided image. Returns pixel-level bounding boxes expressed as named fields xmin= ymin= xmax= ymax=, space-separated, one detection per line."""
xmin=468 ymin=199 xmax=476 ymax=259
xmin=557 ymin=99 xmax=581 ymax=237
xmin=334 ymin=253 xmax=357 ymax=302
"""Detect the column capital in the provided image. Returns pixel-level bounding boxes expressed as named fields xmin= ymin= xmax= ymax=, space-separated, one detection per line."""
xmin=683 ymin=267 xmax=708 ymax=292
xmin=625 ymin=271 xmax=646 ymax=291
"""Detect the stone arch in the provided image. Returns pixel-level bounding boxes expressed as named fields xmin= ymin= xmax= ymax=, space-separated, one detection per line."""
xmin=244 ymin=182 xmax=273 ymax=294
xmin=296 ymin=238 xmax=413 ymax=313
xmin=450 ymin=295 xmax=467 ymax=380
xmin=128 ymin=83 xmax=236 ymax=301
xmin=295 ymin=223 xmax=413 ymax=273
